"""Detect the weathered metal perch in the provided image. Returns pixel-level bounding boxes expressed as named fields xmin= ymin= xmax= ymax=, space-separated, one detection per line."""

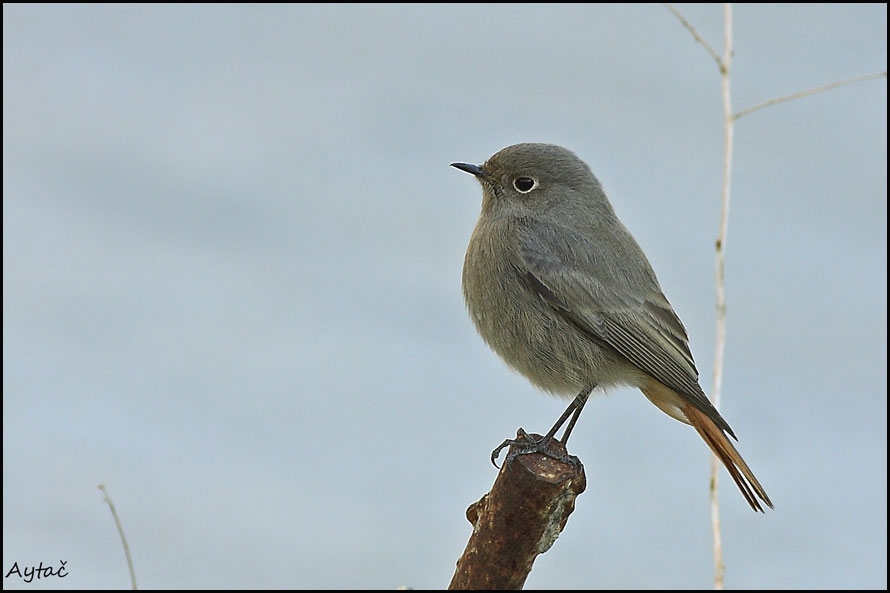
xmin=448 ymin=432 xmax=586 ymax=590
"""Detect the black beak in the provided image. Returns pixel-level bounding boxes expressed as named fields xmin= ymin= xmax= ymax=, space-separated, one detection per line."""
xmin=450 ymin=162 xmax=485 ymax=177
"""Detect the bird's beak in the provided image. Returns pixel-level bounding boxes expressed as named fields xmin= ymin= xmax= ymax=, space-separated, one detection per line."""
xmin=450 ymin=162 xmax=485 ymax=178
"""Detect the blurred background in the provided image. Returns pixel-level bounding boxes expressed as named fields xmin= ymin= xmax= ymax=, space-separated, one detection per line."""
xmin=3 ymin=4 xmax=886 ymax=589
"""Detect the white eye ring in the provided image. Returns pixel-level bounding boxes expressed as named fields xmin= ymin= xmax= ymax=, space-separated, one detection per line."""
xmin=513 ymin=177 xmax=538 ymax=193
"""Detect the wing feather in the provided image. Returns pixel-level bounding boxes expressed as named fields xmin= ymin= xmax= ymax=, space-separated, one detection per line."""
xmin=518 ymin=221 xmax=735 ymax=437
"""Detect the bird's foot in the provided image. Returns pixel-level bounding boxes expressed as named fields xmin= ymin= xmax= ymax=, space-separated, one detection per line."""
xmin=490 ymin=428 xmax=580 ymax=469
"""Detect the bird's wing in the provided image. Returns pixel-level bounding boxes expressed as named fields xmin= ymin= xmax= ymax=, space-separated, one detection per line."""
xmin=517 ymin=220 xmax=735 ymax=437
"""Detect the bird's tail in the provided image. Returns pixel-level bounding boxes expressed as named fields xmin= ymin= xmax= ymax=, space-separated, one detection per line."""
xmin=682 ymin=401 xmax=773 ymax=512
xmin=642 ymin=385 xmax=773 ymax=512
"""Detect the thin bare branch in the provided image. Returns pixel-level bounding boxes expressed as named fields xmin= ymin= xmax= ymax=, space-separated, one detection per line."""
xmin=710 ymin=3 xmax=733 ymax=590
xmin=734 ymin=71 xmax=887 ymax=120
xmin=663 ymin=3 xmax=725 ymax=72
xmin=667 ymin=4 xmax=883 ymax=591
xmin=99 ymin=483 xmax=138 ymax=590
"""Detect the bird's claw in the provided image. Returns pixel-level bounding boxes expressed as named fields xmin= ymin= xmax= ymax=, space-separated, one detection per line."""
xmin=490 ymin=428 xmax=580 ymax=469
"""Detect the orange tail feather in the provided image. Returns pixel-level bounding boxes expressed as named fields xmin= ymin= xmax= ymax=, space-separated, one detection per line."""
xmin=682 ymin=402 xmax=773 ymax=512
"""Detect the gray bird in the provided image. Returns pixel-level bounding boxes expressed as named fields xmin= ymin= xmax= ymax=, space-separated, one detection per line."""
xmin=452 ymin=143 xmax=772 ymax=512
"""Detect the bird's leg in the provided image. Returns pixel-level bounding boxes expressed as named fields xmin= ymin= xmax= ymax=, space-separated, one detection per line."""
xmin=558 ymin=387 xmax=591 ymax=444
xmin=491 ymin=386 xmax=594 ymax=468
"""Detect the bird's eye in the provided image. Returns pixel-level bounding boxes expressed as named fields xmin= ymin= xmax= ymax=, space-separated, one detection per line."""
xmin=513 ymin=177 xmax=537 ymax=193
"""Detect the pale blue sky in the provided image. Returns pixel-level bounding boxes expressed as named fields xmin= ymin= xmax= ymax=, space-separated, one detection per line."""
xmin=3 ymin=4 xmax=886 ymax=589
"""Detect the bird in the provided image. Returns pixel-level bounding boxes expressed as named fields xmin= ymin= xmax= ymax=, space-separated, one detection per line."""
xmin=452 ymin=143 xmax=773 ymax=512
